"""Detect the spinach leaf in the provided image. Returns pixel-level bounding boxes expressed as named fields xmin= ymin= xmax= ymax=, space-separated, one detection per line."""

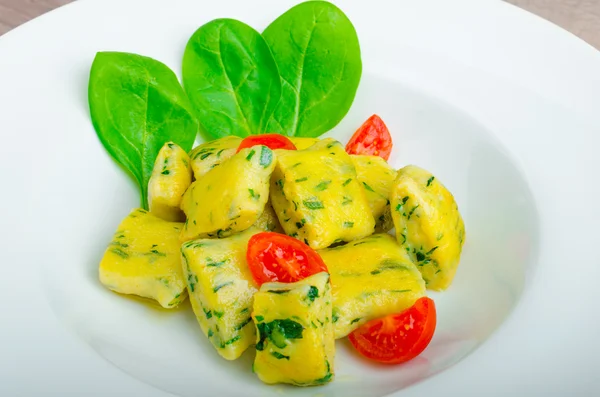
xmin=183 ymin=19 xmax=281 ymax=139
xmin=89 ymin=52 xmax=198 ymax=209
xmin=263 ymin=1 xmax=362 ymax=137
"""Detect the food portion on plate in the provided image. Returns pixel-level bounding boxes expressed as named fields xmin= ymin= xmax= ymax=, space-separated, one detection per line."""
xmin=98 ymin=208 xmax=187 ymax=309
xmin=96 ymin=129 xmax=465 ymax=386
xmin=180 ymin=145 xmax=276 ymax=241
xmin=253 ymin=271 xmax=334 ymax=386
xmin=391 ymin=165 xmax=466 ymax=290
xmin=181 ymin=228 xmax=260 ymax=360
xmin=269 ymin=138 xmax=375 ymax=250
xmin=320 ymin=233 xmax=426 ymax=339
xmin=148 ymin=142 xmax=193 ymax=222
xmin=88 ymin=0 xmax=466 ymax=388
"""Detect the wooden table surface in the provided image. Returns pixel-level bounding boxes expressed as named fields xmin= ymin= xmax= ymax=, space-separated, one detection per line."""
xmin=0 ymin=0 xmax=599 ymax=49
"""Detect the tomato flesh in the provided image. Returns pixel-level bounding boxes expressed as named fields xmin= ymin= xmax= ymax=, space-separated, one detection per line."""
xmin=348 ymin=297 xmax=436 ymax=364
xmin=246 ymin=232 xmax=328 ymax=286
xmin=236 ymin=134 xmax=296 ymax=153
xmin=345 ymin=114 xmax=393 ymax=160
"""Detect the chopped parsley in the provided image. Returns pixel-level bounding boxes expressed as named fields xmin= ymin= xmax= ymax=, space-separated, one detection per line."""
xmin=234 ymin=317 xmax=252 ymax=331
xmin=213 ymin=282 xmax=233 ymax=293
xmin=341 ymin=196 xmax=353 ymax=205
xmin=315 ymin=180 xmax=331 ymax=191
xmin=248 ymin=188 xmax=260 ymax=200
xmin=206 ymin=258 xmax=227 ymax=267
xmin=407 ymin=204 xmax=420 ymax=220
xmin=187 ymin=272 xmax=197 ymax=292
xmin=220 ymin=335 xmax=241 ymax=347
xmin=395 ymin=196 xmax=410 ymax=212
xmin=110 ymin=248 xmax=129 ymax=259
xmin=314 ymin=361 xmax=333 ymax=384
xmin=426 ymin=246 xmax=439 ymax=255
xmin=371 ymin=259 xmax=407 ymax=275
xmin=192 ymin=148 xmax=214 ymax=160
xmin=268 ymin=289 xmax=291 ymax=294
xmin=362 ymin=182 xmax=375 ymax=192
xmin=332 ymin=309 xmax=339 ymax=323
xmin=400 ymin=232 xmax=407 ymax=244
xmin=303 ymin=200 xmax=324 ymax=210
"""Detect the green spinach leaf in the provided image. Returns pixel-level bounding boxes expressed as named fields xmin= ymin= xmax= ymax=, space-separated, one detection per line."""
xmin=263 ymin=1 xmax=362 ymax=137
xmin=88 ymin=52 xmax=198 ymax=209
xmin=183 ymin=19 xmax=281 ymax=139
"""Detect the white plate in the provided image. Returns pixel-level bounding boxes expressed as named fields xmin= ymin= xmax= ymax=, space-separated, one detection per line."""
xmin=1 ymin=0 xmax=599 ymax=396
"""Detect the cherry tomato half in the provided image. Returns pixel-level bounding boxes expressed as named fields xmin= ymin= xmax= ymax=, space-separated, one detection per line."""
xmin=345 ymin=114 xmax=393 ymax=160
xmin=236 ymin=134 xmax=297 ymax=153
xmin=348 ymin=297 xmax=436 ymax=364
xmin=246 ymin=232 xmax=328 ymax=286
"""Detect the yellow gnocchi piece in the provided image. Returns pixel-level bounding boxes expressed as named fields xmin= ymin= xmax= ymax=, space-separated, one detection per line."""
xmin=148 ymin=142 xmax=193 ymax=222
xmin=99 ymin=208 xmax=187 ymax=308
xmin=188 ymin=136 xmax=242 ymax=180
xmin=289 ymin=137 xmax=319 ymax=150
xmin=181 ymin=228 xmax=260 ymax=360
xmin=350 ymin=154 xmax=397 ymax=232
xmin=180 ymin=146 xmax=276 ymax=241
xmin=252 ymin=272 xmax=334 ymax=386
xmin=319 ymin=234 xmax=426 ymax=338
xmin=270 ymin=139 xmax=375 ymax=249
xmin=390 ymin=165 xmax=466 ymax=290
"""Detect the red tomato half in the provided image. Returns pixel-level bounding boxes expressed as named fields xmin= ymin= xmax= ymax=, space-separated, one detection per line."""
xmin=246 ymin=232 xmax=328 ymax=286
xmin=345 ymin=114 xmax=393 ymax=160
xmin=236 ymin=134 xmax=297 ymax=153
xmin=348 ymin=297 xmax=436 ymax=364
